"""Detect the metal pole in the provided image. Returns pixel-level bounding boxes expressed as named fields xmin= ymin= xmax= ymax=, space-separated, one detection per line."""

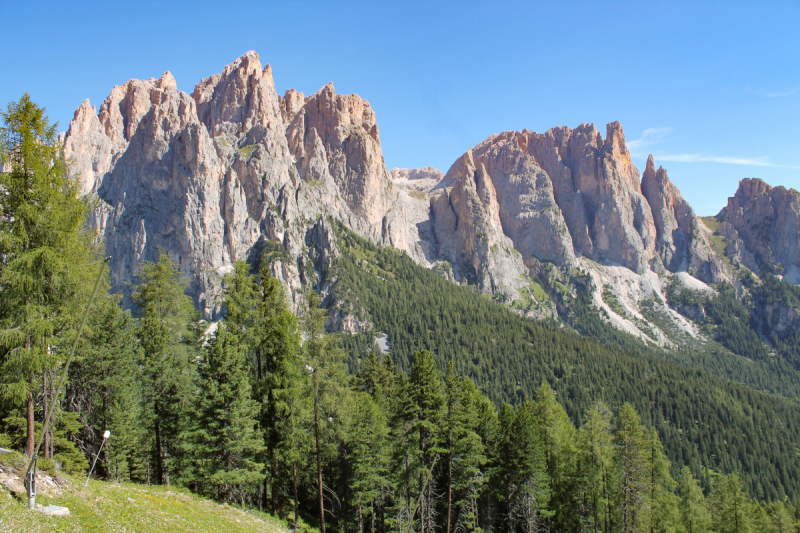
xmin=84 ymin=434 xmax=109 ymax=487
xmin=25 ymin=256 xmax=110 ymax=508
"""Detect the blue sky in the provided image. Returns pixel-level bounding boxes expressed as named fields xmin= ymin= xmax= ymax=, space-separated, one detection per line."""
xmin=1 ymin=0 xmax=798 ymax=215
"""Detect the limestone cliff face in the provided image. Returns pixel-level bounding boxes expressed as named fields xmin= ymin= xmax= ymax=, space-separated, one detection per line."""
xmin=64 ymin=51 xmax=431 ymax=318
xmin=65 ymin=51 xmax=777 ymax=336
xmin=717 ymin=178 xmax=800 ymax=281
xmin=431 ymin=123 xmax=712 ymax=279
xmin=641 ymin=155 xmax=727 ymax=283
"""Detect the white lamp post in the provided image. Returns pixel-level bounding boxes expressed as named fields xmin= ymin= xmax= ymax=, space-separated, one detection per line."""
xmin=84 ymin=430 xmax=111 ymax=487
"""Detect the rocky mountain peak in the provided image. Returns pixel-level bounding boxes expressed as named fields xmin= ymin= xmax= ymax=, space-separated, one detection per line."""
xmin=61 ymin=51 xmax=791 ymax=345
xmin=717 ymin=178 xmax=800 ymax=281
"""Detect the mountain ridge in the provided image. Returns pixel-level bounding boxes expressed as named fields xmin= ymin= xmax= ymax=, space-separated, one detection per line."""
xmin=62 ymin=51 xmax=800 ymax=346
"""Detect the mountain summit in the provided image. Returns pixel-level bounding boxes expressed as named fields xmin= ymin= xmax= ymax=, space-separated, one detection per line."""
xmin=63 ymin=52 xmax=798 ymax=343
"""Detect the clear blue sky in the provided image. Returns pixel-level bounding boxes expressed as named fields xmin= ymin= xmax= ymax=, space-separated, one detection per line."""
xmin=2 ymin=0 xmax=798 ymax=215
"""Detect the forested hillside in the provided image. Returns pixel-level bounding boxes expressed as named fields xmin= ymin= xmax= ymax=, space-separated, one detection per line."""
xmin=3 ymin=95 xmax=800 ymax=533
xmin=327 ymin=224 xmax=800 ymax=502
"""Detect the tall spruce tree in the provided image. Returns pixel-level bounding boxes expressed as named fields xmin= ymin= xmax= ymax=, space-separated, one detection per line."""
xmin=492 ymin=400 xmax=551 ymax=533
xmin=0 ymin=94 xmax=97 ymax=459
xmin=193 ymin=324 xmax=265 ymax=504
xmin=68 ymin=294 xmax=143 ymax=482
xmin=350 ymin=391 xmax=392 ymax=533
xmin=131 ymin=251 xmax=198 ymax=485
xmin=400 ymin=350 xmax=446 ymax=533
xmin=442 ymin=363 xmax=486 ymax=533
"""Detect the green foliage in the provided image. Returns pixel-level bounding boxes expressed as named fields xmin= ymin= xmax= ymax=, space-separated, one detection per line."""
xmin=0 ymin=93 xmax=99 ymax=458
xmin=330 ymin=224 xmax=800 ymax=501
xmin=192 ymin=325 xmax=265 ymax=503
xmin=131 ymin=251 xmax=200 ymax=486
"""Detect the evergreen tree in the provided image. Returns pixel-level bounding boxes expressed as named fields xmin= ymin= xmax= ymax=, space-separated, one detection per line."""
xmin=300 ymin=289 xmax=349 ymax=533
xmin=614 ymin=403 xmax=649 ymax=533
xmin=400 ymin=350 xmax=446 ymax=533
xmin=533 ymin=382 xmax=578 ymax=532
xmin=131 ymin=251 xmax=199 ymax=485
xmin=350 ymin=391 xmax=392 ymax=533
xmin=0 ymin=93 xmax=97 ymax=459
xmin=223 ymin=259 xmax=304 ymax=514
xmin=493 ymin=400 xmax=551 ymax=533
xmin=711 ymin=473 xmax=752 ymax=533
xmin=68 ymin=296 xmax=143 ymax=482
xmin=576 ymin=402 xmax=614 ymax=533
xmin=193 ymin=325 xmax=265 ymax=504
xmin=678 ymin=466 xmax=711 ymax=533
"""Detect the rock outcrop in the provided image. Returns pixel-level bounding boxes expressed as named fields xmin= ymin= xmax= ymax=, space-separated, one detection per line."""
xmin=431 ymin=123 xmax=722 ymax=280
xmin=65 ymin=51 xmax=791 ymax=343
xmin=641 ymin=155 xmax=727 ymax=282
xmin=390 ymin=167 xmax=444 ymax=193
xmin=64 ymin=51 xmax=432 ymax=318
xmin=717 ymin=178 xmax=800 ymax=280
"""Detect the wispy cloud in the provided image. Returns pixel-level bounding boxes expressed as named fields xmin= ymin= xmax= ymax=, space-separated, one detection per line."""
xmin=657 ymin=153 xmax=800 ymax=169
xmin=627 ymin=127 xmax=672 ymax=155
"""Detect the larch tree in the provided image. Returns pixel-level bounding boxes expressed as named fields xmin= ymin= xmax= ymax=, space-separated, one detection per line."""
xmin=678 ymin=466 xmax=712 ymax=533
xmin=576 ymin=402 xmax=614 ymax=533
xmin=614 ymin=403 xmax=649 ymax=533
xmin=0 ymin=93 xmax=98 ymax=459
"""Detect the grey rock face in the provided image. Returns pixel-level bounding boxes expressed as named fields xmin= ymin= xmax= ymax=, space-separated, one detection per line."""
xmin=717 ymin=178 xmax=800 ymax=279
xmin=64 ymin=51 xmax=755 ymax=330
xmin=641 ymin=155 xmax=728 ymax=283
xmin=64 ymin=52 xmax=431 ymax=318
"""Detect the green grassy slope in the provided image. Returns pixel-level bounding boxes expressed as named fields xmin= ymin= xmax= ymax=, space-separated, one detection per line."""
xmin=326 ymin=225 xmax=800 ymax=501
xmin=0 ymin=469 xmax=291 ymax=533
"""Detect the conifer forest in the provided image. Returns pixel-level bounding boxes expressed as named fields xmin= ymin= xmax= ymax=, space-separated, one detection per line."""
xmin=3 ymin=95 xmax=800 ymax=533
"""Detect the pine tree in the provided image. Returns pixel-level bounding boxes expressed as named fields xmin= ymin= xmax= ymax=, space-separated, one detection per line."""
xmin=678 ymin=466 xmax=711 ymax=533
xmin=131 ymin=251 xmax=199 ymax=485
xmin=193 ymin=324 xmax=265 ymax=504
xmin=0 ymin=93 xmax=97 ymax=459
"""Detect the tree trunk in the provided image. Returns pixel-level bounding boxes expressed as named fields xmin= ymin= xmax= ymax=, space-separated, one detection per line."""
xmin=293 ymin=461 xmax=299 ymax=529
xmin=358 ymin=505 xmax=364 ymax=533
xmin=42 ymin=372 xmax=49 ymax=459
xmin=446 ymin=451 xmax=452 ymax=533
xmin=314 ymin=382 xmax=325 ymax=533
xmin=26 ymin=387 xmax=35 ymax=458
xmin=154 ymin=415 xmax=164 ymax=485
